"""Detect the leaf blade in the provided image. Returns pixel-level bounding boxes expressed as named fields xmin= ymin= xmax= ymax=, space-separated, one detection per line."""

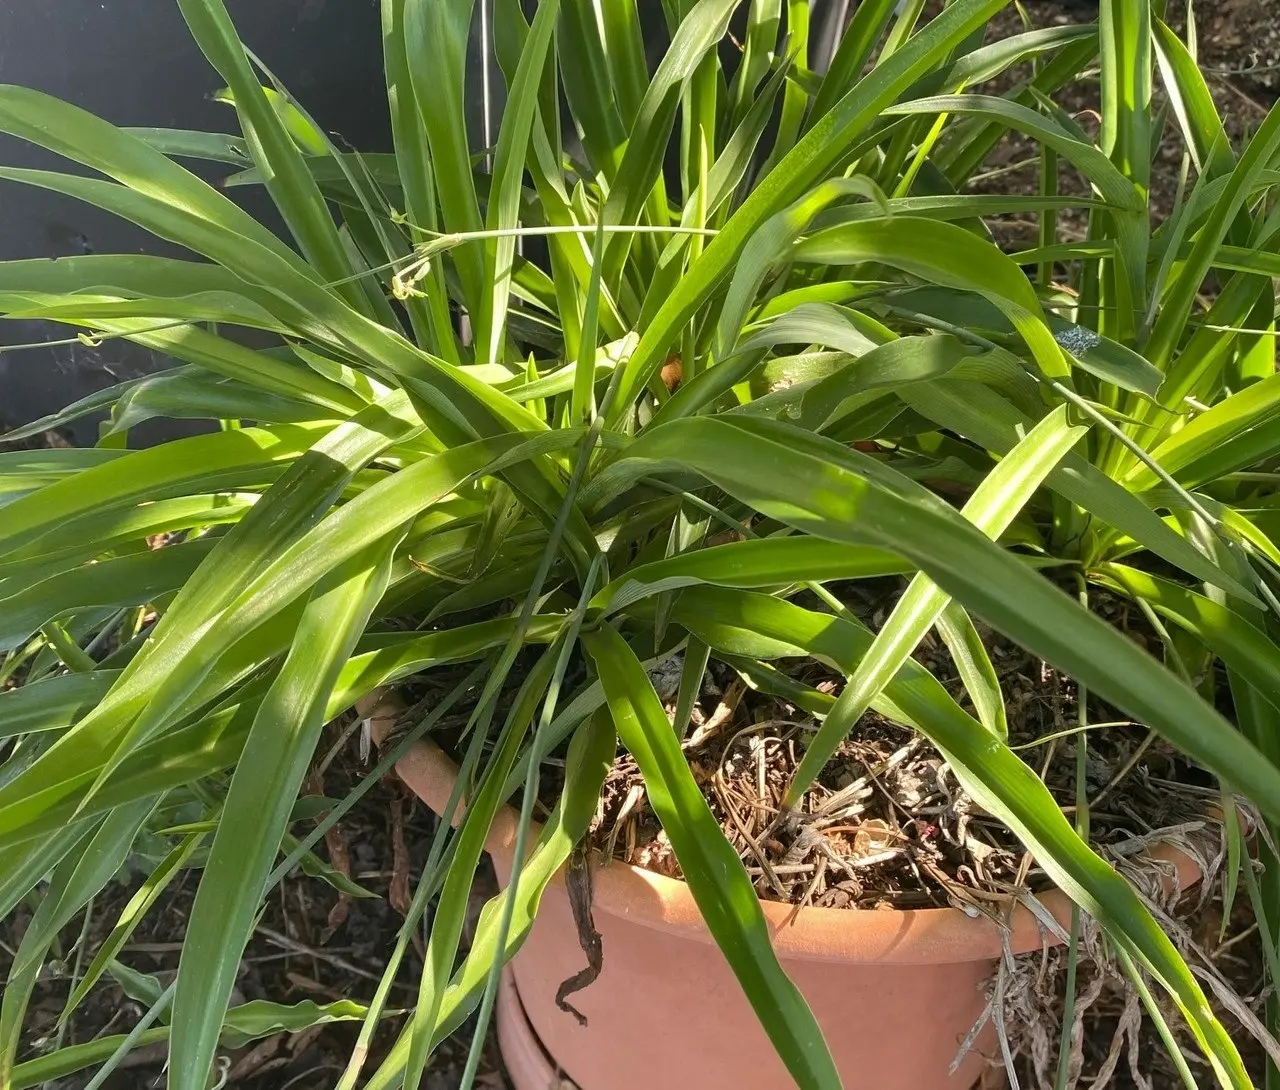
xmin=582 ymin=625 xmax=840 ymax=1090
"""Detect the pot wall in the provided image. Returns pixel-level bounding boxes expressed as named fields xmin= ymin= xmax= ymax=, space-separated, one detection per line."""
xmin=384 ymin=724 xmax=1203 ymax=1090
xmin=491 ymin=851 xmax=994 ymax=1090
xmin=389 ymin=739 xmax=1043 ymax=1090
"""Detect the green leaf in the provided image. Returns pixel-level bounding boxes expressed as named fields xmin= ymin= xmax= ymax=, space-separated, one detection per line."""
xmin=19 ymin=395 xmax=421 ymax=817
xmin=12 ymin=996 xmax=373 ymax=1090
xmin=739 ymin=302 xmax=880 ymax=358
xmin=0 ymin=310 xmax=363 ymax=417
xmin=12 ymin=1000 xmax=370 ymax=1089
xmin=755 ymin=333 xmax=978 ymax=432
xmin=1147 ymin=97 xmax=1280 ymax=371
xmin=1152 ymin=18 xmax=1232 ymax=178
xmin=582 ymin=625 xmax=840 ymax=1090
xmin=399 ymin=649 xmax=558 ymax=1088
xmin=610 ymin=0 xmax=1013 ymax=420
xmin=12 ymin=1028 xmax=173 ymax=1088
xmin=815 ymin=192 xmax=1103 ymax=228
xmin=212 ymin=85 xmax=329 ymax=156
xmin=285 ymin=834 xmax=378 ymax=899
xmin=1092 ymin=564 xmax=1280 ymax=716
xmin=595 ymin=0 xmax=649 ymax=127
xmin=63 ymin=833 xmax=202 ymax=1020
xmin=0 ymin=821 xmax=95 ymax=920
xmin=0 ymin=253 xmax=251 ymax=298
xmin=0 ymin=166 xmax=574 ymax=537
xmin=729 ymin=0 xmax=781 ymax=123
xmin=0 ymin=622 xmax=543 ymax=852
xmin=0 ymin=86 xmax=313 ymax=276
xmin=609 ymin=414 xmax=1280 ymax=825
xmin=474 ymin=0 xmax=561 ymax=369
xmin=0 ymin=670 xmax=119 ymax=740
xmin=380 ymin=0 xmax=456 ymax=358
xmin=219 ymin=998 xmax=374 ymax=1048
xmin=0 ymin=424 xmax=324 ymax=557
xmin=892 ymin=92 xmax=1148 ymax=307
xmin=939 ymin=24 xmax=1096 ymax=91
xmin=784 ymin=404 xmax=1085 ymax=805
xmin=0 ymin=701 xmax=256 ymax=853
xmin=642 ymin=58 xmax=790 ymax=329
xmin=592 ymin=536 xmax=912 ymax=616
xmin=0 ymin=379 xmax=145 ymax=446
xmin=0 ymin=493 xmax=254 ymax=588
xmin=91 ymin=322 xmax=362 ymax=415
xmin=104 ymin=371 xmax=325 ymax=434
xmin=715 ymin=176 xmax=887 ymax=367
xmin=0 ymin=167 xmax=353 ymax=360
xmin=127 ymin=126 xmax=249 ymax=164
xmin=1099 ymin=0 xmax=1152 ymax=192
xmin=755 ymin=0 xmax=809 ymax=174
xmin=106 ymin=431 xmax=567 ymax=764
xmin=3 ymin=286 xmax=284 ymax=332
xmin=670 ymin=586 xmax=1252 ymax=1089
xmin=1046 ymin=316 xmax=1164 ymax=397
xmin=403 ymin=0 xmax=484 ymax=308
xmin=1133 ymin=370 xmax=1280 ymax=490
xmin=793 ymin=216 xmax=1068 ymax=379
xmin=175 ymin=0 xmax=367 ymax=312
xmin=888 ymin=94 xmax=1143 ymax=212
xmin=0 ymin=539 xmax=216 ymax=653
xmin=433 ymin=710 xmax=614 ymax=1044
xmin=0 ymin=451 xmax=125 ymax=509
xmin=603 ymin=0 xmax=738 ymax=238
xmin=899 ymin=378 xmax=1255 ymax=600
xmin=937 ymin=34 xmax=1099 ymax=185
xmin=808 ymin=0 xmax=897 ymax=126
xmin=936 ymin=600 xmax=1008 ymax=739
xmin=1097 ymin=0 xmax=1153 ymax=300
xmin=0 ymin=799 xmax=155 ymax=1084
xmin=170 ymin=538 xmax=398 ymax=1090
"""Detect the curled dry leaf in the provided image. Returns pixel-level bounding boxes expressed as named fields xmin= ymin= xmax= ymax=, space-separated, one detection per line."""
xmin=555 ymin=847 xmax=604 ymax=1027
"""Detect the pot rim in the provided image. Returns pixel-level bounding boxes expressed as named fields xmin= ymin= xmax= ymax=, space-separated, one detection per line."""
xmin=384 ymin=732 xmax=1204 ymax=967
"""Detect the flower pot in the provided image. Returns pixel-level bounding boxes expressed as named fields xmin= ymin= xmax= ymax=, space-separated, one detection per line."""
xmin=496 ymin=964 xmax=559 ymax=1089
xmin=385 ymin=734 xmax=1204 ymax=1090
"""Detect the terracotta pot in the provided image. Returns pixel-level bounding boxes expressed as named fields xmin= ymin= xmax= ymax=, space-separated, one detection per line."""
xmin=386 ymin=735 xmax=1203 ymax=1090
xmin=496 ymin=964 xmax=558 ymax=1089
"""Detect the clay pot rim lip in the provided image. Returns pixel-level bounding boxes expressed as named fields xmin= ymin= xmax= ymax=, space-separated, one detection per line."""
xmin=386 ymin=733 xmax=1208 ymax=967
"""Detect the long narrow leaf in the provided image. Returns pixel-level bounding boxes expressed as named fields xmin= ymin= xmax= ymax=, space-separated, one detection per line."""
xmin=670 ymin=586 xmax=1251 ymax=1089
xmin=582 ymin=625 xmax=840 ymax=1090
xmin=609 ymin=0 xmax=1013 ymax=420
xmin=606 ymin=414 xmax=1280 ymax=822
xmin=170 ymin=538 xmax=398 ymax=1089
xmin=784 ymin=404 xmax=1085 ymax=805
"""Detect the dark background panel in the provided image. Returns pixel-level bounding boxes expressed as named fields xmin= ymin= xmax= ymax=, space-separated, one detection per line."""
xmin=0 ymin=0 xmax=834 ymax=443
xmin=0 ymin=0 xmax=393 ymax=441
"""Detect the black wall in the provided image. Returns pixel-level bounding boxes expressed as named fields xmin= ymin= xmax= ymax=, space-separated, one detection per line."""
xmin=0 ymin=0 xmax=834 ymax=443
xmin=0 ymin=0 xmax=391 ymax=441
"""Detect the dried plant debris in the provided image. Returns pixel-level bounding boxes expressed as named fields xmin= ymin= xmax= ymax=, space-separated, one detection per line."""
xmin=591 ymin=629 xmax=1213 ymax=917
xmin=982 ymin=816 xmax=1277 ymax=1090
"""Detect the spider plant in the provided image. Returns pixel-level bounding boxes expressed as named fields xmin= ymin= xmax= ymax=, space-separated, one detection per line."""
xmin=0 ymin=1 xmax=1277 ymax=1089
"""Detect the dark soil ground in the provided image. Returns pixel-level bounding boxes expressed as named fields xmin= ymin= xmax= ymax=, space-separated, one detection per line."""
xmin=0 ymin=735 xmax=510 ymax=1090
xmin=4 ymin=2 xmax=1280 ymax=1088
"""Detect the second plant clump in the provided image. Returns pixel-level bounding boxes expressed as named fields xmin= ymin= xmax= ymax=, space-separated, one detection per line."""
xmin=2 ymin=0 xmax=1280 ymax=1088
